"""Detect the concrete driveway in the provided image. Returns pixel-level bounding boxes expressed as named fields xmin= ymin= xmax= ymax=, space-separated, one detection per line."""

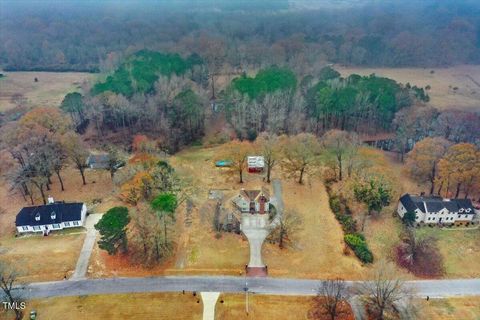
xmin=70 ymin=213 xmax=102 ymax=280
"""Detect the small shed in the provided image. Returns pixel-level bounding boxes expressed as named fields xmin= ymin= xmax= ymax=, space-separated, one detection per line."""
xmin=247 ymin=156 xmax=264 ymax=173
xmin=86 ymin=153 xmax=109 ymax=169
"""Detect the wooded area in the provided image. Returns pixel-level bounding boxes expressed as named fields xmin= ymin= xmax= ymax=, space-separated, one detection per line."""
xmin=1 ymin=1 xmax=479 ymax=72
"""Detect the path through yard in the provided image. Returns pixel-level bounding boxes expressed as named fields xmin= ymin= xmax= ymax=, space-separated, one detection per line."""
xmin=71 ymin=214 xmax=101 ymax=280
xmin=201 ymin=292 xmax=220 ymax=320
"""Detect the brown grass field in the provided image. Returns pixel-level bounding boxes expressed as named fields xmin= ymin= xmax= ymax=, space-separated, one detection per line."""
xmin=418 ymin=296 xmax=480 ymax=320
xmin=17 ymin=293 xmax=202 ymax=320
xmin=216 ymin=294 xmax=354 ymax=320
xmin=337 ymin=65 xmax=480 ymax=111
xmin=87 ymin=145 xmax=480 ymax=280
xmin=0 ymin=232 xmax=85 ymax=282
xmin=416 ymin=228 xmax=480 ymax=279
xmin=89 ymin=145 xmax=365 ymax=279
xmin=0 ymin=71 xmax=95 ymax=111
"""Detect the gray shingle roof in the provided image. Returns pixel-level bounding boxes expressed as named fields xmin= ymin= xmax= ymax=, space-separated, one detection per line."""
xmin=16 ymin=203 xmax=84 ymax=227
xmin=399 ymin=194 xmax=475 ymax=214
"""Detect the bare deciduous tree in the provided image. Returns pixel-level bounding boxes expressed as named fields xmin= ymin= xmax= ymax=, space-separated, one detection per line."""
xmin=0 ymin=262 xmax=24 ymax=320
xmin=255 ymin=132 xmax=281 ymax=183
xmin=310 ymin=278 xmax=348 ymax=320
xmin=268 ymin=209 xmax=302 ymax=249
xmin=356 ymin=260 xmax=409 ymax=320
xmin=280 ymin=133 xmax=322 ymax=184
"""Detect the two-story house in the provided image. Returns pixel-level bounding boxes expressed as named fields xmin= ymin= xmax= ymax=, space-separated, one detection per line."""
xmin=397 ymin=193 xmax=477 ymax=226
xmin=232 ymin=187 xmax=270 ymax=214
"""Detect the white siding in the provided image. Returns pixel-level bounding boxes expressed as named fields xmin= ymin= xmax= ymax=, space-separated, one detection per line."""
xmin=17 ymin=203 xmax=87 ymax=233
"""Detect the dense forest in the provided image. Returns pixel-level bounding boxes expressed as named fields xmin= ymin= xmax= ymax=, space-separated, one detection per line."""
xmin=0 ymin=0 xmax=479 ymax=153
xmin=1 ymin=0 xmax=480 ymax=71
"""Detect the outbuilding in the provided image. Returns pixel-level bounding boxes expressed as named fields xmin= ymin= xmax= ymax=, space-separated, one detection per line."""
xmin=247 ymin=156 xmax=264 ymax=173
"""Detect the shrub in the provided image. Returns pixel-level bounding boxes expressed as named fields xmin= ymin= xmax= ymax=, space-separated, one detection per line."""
xmin=344 ymin=233 xmax=373 ymax=263
xmin=329 ymin=196 xmax=341 ymax=214
xmin=336 ymin=213 xmax=357 ymax=234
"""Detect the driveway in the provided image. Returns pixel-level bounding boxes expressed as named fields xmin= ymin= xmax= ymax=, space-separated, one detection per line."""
xmin=269 ymin=179 xmax=284 ymax=228
xmin=70 ymin=213 xmax=102 ymax=280
xmin=241 ymin=214 xmax=270 ymax=268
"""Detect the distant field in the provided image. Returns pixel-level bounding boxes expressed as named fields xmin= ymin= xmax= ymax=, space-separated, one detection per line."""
xmin=337 ymin=65 xmax=480 ymax=111
xmin=0 ymin=71 xmax=95 ymax=111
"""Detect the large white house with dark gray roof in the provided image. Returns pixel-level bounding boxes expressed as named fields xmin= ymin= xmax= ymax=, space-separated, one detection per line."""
xmin=15 ymin=199 xmax=87 ymax=234
xmin=397 ymin=194 xmax=477 ymax=226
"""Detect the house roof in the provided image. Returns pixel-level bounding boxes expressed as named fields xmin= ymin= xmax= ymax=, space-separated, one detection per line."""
xmin=239 ymin=187 xmax=270 ymax=202
xmin=16 ymin=202 xmax=84 ymax=227
xmin=247 ymin=156 xmax=264 ymax=168
xmin=87 ymin=154 xmax=109 ymax=164
xmin=399 ymin=194 xmax=475 ymax=214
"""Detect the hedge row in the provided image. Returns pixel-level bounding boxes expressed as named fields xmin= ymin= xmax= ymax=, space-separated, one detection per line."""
xmin=328 ymin=192 xmax=373 ymax=264
xmin=344 ymin=233 xmax=374 ymax=264
xmin=329 ymin=195 xmax=356 ymax=234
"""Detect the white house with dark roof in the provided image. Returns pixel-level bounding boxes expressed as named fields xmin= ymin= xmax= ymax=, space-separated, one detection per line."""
xmin=397 ymin=194 xmax=477 ymax=225
xmin=15 ymin=199 xmax=87 ymax=234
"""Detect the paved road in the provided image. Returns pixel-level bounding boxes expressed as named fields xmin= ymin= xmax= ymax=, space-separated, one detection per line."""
xmin=70 ymin=214 xmax=101 ymax=280
xmin=23 ymin=276 xmax=480 ymax=300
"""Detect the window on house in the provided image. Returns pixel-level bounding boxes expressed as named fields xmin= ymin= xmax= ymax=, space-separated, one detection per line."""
xmin=35 ymin=213 xmax=41 ymax=221
xmin=22 ymin=226 xmax=28 ymax=231
xmin=73 ymin=221 xmax=79 ymax=226
xmin=33 ymin=226 xmax=41 ymax=231
xmin=64 ymin=222 xmax=70 ymax=227
xmin=52 ymin=224 xmax=60 ymax=229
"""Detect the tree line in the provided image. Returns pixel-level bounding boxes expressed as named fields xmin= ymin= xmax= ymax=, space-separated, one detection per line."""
xmin=0 ymin=107 xmax=123 ymax=205
xmin=1 ymin=1 xmax=479 ymax=72
xmin=223 ymin=66 xmax=427 ymax=139
xmin=406 ymin=137 xmax=480 ymax=199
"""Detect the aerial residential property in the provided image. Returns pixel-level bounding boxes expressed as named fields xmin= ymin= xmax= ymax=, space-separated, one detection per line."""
xmin=232 ymin=188 xmax=270 ymax=214
xmin=1 ymin=1 xmax=480 ymax=320
xmin=15 ymin=199 xmax=87 ymax=234
xmin=397 ymin=194 xmax=478 ymax=226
